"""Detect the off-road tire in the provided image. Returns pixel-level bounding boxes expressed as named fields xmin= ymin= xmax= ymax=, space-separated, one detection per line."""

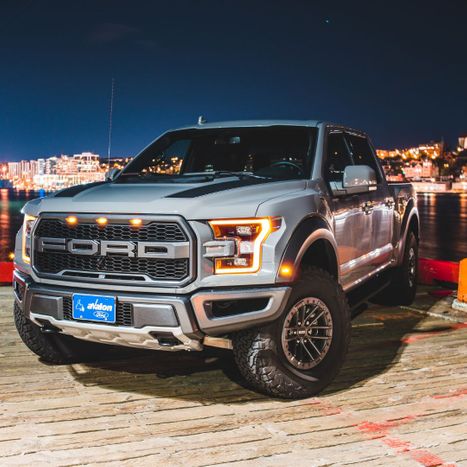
xmin=14 ymin=303 xmax=100 ymax=363
xmin=372 ymin=231 xmax=418 ymax=306
xmin=232 ymin=267 xmax=351 ymax=399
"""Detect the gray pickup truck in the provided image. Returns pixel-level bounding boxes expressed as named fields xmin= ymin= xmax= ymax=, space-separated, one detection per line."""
xmin=13 ymin=120 xmax=419 ymax=398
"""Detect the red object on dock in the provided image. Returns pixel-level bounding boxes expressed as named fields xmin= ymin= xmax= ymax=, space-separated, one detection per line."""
xmin=418 ymin=258 xmax=459 ymax=285
xmin=0 ymin=262 xmax=14 ymax=284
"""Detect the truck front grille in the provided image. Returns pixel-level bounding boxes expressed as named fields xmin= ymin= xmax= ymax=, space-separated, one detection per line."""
xmin=32 ymin=215 xmax=194 ymax=286
xmin=63 ymin=297 xmax=133 ymax=326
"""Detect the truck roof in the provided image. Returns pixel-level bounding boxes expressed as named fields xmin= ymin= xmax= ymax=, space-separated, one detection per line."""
xmin=177 ymin=119 xmax=324 ymax=130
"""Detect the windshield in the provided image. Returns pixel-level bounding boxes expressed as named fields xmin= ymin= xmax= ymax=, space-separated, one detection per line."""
xmin=118 ymin=126 xmax=316 ymax=183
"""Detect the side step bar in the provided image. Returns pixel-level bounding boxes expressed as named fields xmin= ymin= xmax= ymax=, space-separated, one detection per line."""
xmin=347 ymin=272 xmax=392 ymax=319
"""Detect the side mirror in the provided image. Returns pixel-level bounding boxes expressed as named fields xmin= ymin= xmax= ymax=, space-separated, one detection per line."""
xmin=342 ymin=165 xmax=377 ymax=193
xmin=105 ymin=168 xmax=121 ymax=182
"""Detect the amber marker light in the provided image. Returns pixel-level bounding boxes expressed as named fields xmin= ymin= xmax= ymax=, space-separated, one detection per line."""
xmin=8 ymin=252 xmax=15 ymax=261
xmin=129 ymin=218 xmax=143 ymax=227
xmin=279 ymin=265 xmax=294 ymax=278
xmin=65 ymin=215 xmax=78 ymax=226
xmin=96 ymin=217 xmax=108 ymax=226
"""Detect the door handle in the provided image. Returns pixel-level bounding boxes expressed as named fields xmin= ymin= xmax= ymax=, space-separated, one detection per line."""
xmin=385 ymin=198 xmax=395 ymax=208
xmin=361 ymin=201 xmax=374 ymax=215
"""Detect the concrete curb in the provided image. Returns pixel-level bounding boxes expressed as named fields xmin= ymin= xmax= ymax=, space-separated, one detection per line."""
xmin=452 ymin=299 xmax=467 ymax=313
xmin=402 ymin=294 xmax=467 ymax=323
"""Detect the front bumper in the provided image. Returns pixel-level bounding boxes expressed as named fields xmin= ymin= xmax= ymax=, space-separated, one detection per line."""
xmin=13 ymin=270 xmax=291 ymax=352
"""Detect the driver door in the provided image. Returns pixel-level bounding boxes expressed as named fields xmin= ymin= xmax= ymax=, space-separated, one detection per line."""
xmin=324 ymin=130 xmax=372 ymax=289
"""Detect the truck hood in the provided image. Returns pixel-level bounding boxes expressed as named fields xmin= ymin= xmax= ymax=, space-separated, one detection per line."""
xmin=25 ymin=178 xmax=307 ymax=219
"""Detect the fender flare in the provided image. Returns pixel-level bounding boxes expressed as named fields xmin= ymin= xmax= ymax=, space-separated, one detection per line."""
xmin=276 ymin=216 xmax=339 ymax=283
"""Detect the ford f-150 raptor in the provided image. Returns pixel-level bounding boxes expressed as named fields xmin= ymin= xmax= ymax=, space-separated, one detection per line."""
xmin=13 ymin=120 xmax=419 ymax=398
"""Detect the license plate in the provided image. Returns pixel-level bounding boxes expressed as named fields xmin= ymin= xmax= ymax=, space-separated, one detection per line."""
xmin=72 ymin=294 xmax=116 ymax=323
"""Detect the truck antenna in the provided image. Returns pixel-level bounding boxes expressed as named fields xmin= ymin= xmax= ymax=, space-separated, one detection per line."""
xmin=107 ymin=78 xmax=115 ymax=166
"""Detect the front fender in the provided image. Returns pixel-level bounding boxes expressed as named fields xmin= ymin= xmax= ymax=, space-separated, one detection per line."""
xmin=276 ymin=216 xmax=339 ymax=283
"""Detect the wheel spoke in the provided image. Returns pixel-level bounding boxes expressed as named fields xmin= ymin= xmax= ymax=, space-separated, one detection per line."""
xmin=310 ymin=309 xmax=325 ymax=325
xmin=298 ymin=337 xmax=303 ymax=362
xmin=303 ymin=304 xmax=318 ymax=323
xmin=307 ymin=338 xmax=321 ymax=355
xmin=301 ymin=339 xmax=315 ymax=361
xmin=285 ymin=334 xmax=298 ymax=341
xmin=301 ymin=305 xmax=308 ymax=321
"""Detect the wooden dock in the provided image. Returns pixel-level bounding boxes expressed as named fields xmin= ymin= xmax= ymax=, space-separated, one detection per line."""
xmin=1 ymin=287 xmax=466 ymax=466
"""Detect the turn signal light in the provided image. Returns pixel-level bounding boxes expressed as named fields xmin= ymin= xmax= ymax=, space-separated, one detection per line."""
xmin=22 ymin=214 xmax=37 ymax=264
xmin=279 ymin=265 xmax=294 ymax=277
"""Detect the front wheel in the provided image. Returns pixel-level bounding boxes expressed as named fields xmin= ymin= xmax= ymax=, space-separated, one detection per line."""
xmin=232 ymin=267 xmax=351 ymax=399
xmin=14 ymin=303 xmax=102 ymax=364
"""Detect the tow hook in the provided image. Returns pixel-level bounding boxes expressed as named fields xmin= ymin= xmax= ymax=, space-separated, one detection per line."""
xmin=37 ymin=320 xmax=61 ymax=334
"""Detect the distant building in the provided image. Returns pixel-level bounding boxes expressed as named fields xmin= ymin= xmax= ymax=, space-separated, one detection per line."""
xmin=73 ymin=152 xmax=100 ymax=172
xmin=37 ymin=158 xmax=45 ymax=175
xmin=402 ymin=160 xmax=438 ymax=180
xmin=7 ymin=162 xmax=20 ymax=178
xmin=458 ymin=135 xmax=467 ymax=151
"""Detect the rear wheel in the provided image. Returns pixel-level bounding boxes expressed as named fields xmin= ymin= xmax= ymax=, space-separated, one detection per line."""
xmin=232 ymin=267 xmax=351 ymax=399
xmin=14 ymin=303 xmax=101 ymax=364
xmin=372 ymin=231 xmax=418 ymax=306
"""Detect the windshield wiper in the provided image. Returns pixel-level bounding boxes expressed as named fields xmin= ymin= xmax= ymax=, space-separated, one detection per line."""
xmin=118 ymin=171 xmax=272 ymax=183
xmin=206 ymin=171 xmax=271 ymax=180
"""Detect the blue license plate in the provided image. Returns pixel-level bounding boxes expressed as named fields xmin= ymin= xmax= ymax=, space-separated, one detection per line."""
xmin=72 ymin=294 xmax=116 ymax=323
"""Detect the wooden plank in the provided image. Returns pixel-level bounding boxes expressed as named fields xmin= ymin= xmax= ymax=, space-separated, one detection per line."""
xmin=0 ymin=288 xmax=466 ymax=466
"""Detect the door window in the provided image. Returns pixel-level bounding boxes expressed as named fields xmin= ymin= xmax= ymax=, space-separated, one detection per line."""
xmin=345 ymin=134 xmax=382 ymax=182
xmin=324 ymin=131 xmax=354 ymax=184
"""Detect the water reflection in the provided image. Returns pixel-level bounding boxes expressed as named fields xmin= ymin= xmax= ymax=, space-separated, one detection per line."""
xmin=418 ymin=192 xmax=466 ymax=261
xmin=0 ymin=190 xmax=466 ymax=263
xmin=0 ymin=189 xmax=11 ymax=261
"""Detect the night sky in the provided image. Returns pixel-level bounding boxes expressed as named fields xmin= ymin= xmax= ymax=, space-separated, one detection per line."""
xmin=1 ymin=0 xmax=466 ymax=161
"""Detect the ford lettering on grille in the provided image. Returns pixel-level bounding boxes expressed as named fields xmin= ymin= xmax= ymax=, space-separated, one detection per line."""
xmin=36 ymin=237 xmax=189 ymax=258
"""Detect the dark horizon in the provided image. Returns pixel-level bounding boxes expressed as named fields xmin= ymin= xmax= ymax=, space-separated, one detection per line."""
xmin=1 ymin=0 xmax=466 ymax=162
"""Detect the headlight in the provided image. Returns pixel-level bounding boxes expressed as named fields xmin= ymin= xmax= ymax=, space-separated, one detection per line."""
xmin=206 ymin=218 xmax=272 ymax=274
xmin=22 ymin=214 xmax=37 ymax=264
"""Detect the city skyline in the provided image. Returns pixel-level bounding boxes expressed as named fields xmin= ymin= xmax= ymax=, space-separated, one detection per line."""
xmin=1 ymin=134 xmax=466 ymax=191
xmin=2 ymin=132 xmax=466 ymax=164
